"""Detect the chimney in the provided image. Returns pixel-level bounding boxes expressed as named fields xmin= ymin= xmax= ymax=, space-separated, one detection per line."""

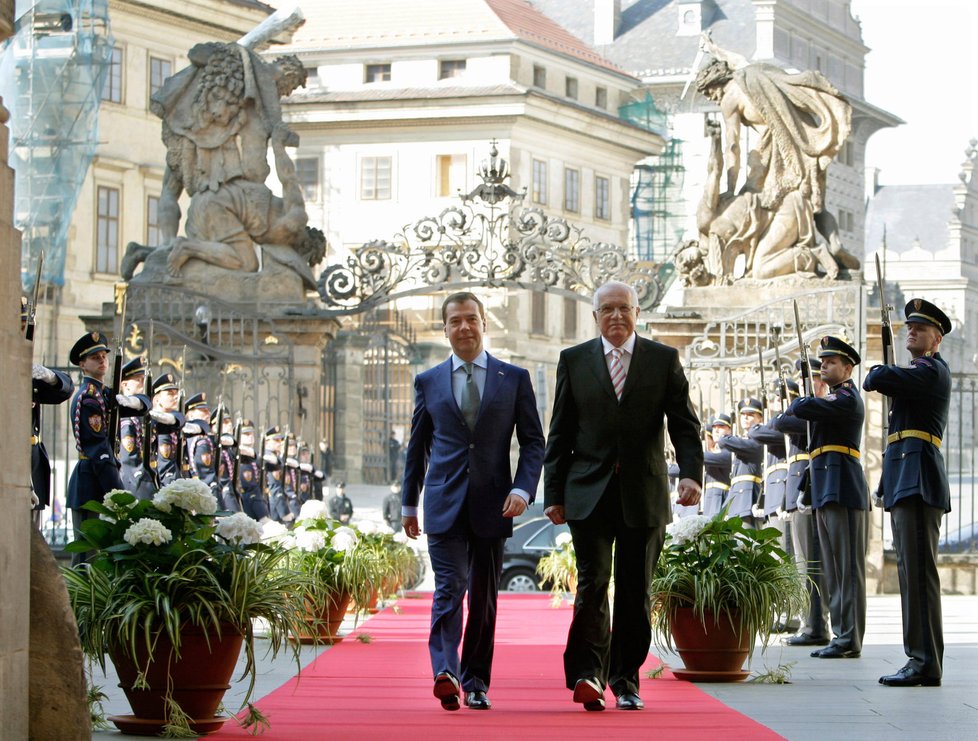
xmin=593 ymin=0 xmax=621 ymax=46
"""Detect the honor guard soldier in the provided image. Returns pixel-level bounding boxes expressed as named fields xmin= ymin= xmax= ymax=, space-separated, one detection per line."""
xmin=717 ymin=398 xmax=765 ymax=527
xmin=284 ymin=436 xmax=301 ymax=517
xmin=183 ymin=393 xmax=216 ymax=493
xmin=31 ymin=361 xmax=73 ymax=526
xmin=864 ymin=299 xmax=952 ymax=687
xmin=213 ymin=410 xmax=240 ymax=512
xmin=785 ymin=336 xmax=868 ymax=659
xmin=702 ymin=414 xmax=733 ymax=517
xmin=118 ymin=357 xmax=147 ymax=493
xmin=263 ymin=427 xmax=290 ymax=522
xmin=297 ymin=441 xmax=315 ymax=506
xmin=66 ymin=332 xmax=149 ymax=565
xmin=149 ymin=373 xmax=186 ymax=487
xmin=750 ymin=397 xmax=793 ymax=525
xmin=328 ymin=480 xmax=353 ymax=524
xmin=238 ymin=420 xmax=269 ymax=521
xmin=775 ymin=367 xmax=829 ymax=647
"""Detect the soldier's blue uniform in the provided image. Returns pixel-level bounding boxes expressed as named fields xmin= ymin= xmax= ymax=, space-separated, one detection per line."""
xmin=864 ymin=299 xmax=952 ymax=686
xmin=717 ymin=398 xmax=764 ymax=525
xmin=66 ymin=332 xmax=149 ymax=564
xmin=238 ymin=420 xmax=268 ymax=520
xmin=184 ymin=393 xmax=217 ymax=496
xmin=702 ymin=414 xmax=733 ymax=517
xmin=786 ymin=336 xmax=867 ymax=658
xmin=263 ymin=426 xmax=289 ymax=521
xmin=118 ymin=357 xmax=149 ymax=496
xmin=150 ymin=373 xmax=186 ymax=487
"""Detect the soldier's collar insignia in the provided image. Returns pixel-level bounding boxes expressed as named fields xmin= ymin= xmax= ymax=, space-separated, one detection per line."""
xmin=924 ymin=351 xmax=933 ymax=357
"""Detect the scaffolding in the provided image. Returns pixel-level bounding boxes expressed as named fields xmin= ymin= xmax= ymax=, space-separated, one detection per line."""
xmin=0 ymin=0 xmax=113 ymax=292
xmin=619 ymin=93 xmax=685 ymax=264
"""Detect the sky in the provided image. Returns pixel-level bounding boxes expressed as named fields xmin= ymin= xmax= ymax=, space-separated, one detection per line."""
xmin=852 ymin=0 xmax=978 ymax=186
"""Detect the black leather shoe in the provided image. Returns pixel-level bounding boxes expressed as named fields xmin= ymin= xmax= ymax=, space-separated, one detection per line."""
xmin=615 ymin=691 xmax=644 ymax=710
xmin=573 ymin=677 xmax=605 ymax=711
xmin=786 ymin=634 xmax=830 ymax=647
xmin=433 ymin=672 xmax=461 ymax=711
xmin=879 ymin=666 xmax=941 ymax=687
xmin=812 ymin=645 xmax=860 ymax=659
xmin=464 ymin=690 xmax=491 ymax=709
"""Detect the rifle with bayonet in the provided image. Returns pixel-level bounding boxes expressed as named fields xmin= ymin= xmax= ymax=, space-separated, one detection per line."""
xmin=137 ymin=323 xmax=161 ymax=496
xmin=230 ymin=415 xmax=244 ymax=511
xmin=756 ymin=344 xmax=769 ymax=518
xmin=107 ymin=286 xmax=127 ymax=454
xmin=875 ymin=252 xmax=895 ymax=447
xmin=792 ymin=300 xmax=815 ymax=511
xmin=24 ymin=252 xmax=44 ymax=342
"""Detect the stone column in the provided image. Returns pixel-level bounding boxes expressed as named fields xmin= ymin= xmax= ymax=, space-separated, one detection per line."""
xmin=0 ymin=93 xmax=32 ymax=738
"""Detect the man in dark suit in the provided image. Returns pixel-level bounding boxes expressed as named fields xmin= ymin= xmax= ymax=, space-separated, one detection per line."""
xmin=864 ymin=299 xmax=952 ymax=687
xmin=543 ymin=281 xmax=702 ymax=712
xmin=402 ymin=291 xmax=545 ymax=712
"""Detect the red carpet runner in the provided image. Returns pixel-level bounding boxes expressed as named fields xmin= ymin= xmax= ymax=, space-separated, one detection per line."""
xmin=210 ymin=593 xmax=783 ymax=740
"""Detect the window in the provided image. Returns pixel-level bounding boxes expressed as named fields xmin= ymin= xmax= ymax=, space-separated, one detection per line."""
xmin=365 ymin=63 xmax=391 ymax=83
xmin=595 ymin=86 xmax=607 ymax=109
xmin=563 ymin=168 xmax=580 ymax=213
xmin=436 ymin=154 xmax=467 ymax=197
xmin=837 ymin=208 xmax=855 ymax=233
xmin=439 ymin=59 xmax=466 ymax=80
xmin=101 ymin=46 xmax=123 ymax=103
xmin=149 ymin=56 xmax=171 ymax=101
xmin=595 ymin=175 xmax=610 ymax=220
xmin=360 ymin=156 xmax=392 ymax=200
xmin=565 ymin=76 xmax=578 ymax=100
xmin=532 ymin=159 xmax=548 ymax=205
xmin=563 ymin=297 xmax=578 ymax=338
xmin=533 ymin=64 xmax=546 ymax=88
xmin=837 ymin=141 xmax=854 ymax=167
xmin=146 ymin=195 xmax=160 ymax=247
xmin=531 ymin=291 xmax=546 ymax=334
xmin=96 ymin=186 xmax=120 ymax=273
xmin=296 ymin=157 xmax=320 ymax=201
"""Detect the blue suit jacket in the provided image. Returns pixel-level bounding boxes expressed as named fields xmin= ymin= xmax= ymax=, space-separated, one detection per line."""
xmin=402 ymin=353 xmax=545 ymax=538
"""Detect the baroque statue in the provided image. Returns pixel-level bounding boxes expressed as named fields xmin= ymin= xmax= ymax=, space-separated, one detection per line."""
xmin=677 ymin=38 xmax=861 ymax=287
xmin=123 ymin=28 xmax=323 ymax=300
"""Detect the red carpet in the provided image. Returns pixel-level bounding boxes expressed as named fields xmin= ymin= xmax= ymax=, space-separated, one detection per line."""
xmin=210 ymin=593 xmax=783 ymax=740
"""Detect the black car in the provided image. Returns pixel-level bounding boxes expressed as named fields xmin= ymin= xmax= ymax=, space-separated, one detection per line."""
xmin=500 ymin=516 xmax=570 ymax=592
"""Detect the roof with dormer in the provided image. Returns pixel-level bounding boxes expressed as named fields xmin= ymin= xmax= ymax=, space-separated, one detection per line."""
xmin=279 ymin=0 xmax=631 ymax=77
xmin=865 ymin=184 xmax=954 ymax=257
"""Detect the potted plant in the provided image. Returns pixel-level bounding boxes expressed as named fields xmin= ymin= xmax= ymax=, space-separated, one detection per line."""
xmin=650 ymin=513 xmax=809 ymax=681
xmin=63 ymin=481 xmax=311 ymax=736
xmin=279 ymin=501 xmax=378 ymax=642
xmin=536 ymin=531 xmax=577 ymax=605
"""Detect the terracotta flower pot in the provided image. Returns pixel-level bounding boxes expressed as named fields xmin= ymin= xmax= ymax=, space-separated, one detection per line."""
xmin=669 ymin=607 xmax=751 ymax=682
xmin=295 ymin=591 xmax=352 ymax=644
xmin=108 ymin=623 xmax=244 ymax=736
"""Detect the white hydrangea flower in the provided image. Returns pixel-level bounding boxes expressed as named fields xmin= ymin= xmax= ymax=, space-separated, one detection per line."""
xmin=262 ymin=520 xmax=296 ymax=549
xmin=153 ymin=479 xmax=218 ymax=515
xmin=666 ymin=514 xmax=712 ymax=545
xmin=123 ymin=518 xmax=172 ymax=547
xmin=295 ymin=528 xmax=328 ymax=553
xmin=555 ymin=531 xmax=573 ymax=547
xmin=298 ymin=499 xmax=328 ymax=521
xmin=215 ymin=512 xmax=263 ymax=545
xmin=331 ymin=526 xmax=359 ymax=552
xmin=100 ymin=489 xmax=133 ymax=521
xmin=356 ymin=519 xmax=378 ymax=535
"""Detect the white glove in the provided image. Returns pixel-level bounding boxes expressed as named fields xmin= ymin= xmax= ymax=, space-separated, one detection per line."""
xmin=299 ymin=462 xmax=313 ymax=473
xmin=286 ymin=457 xmax=299 ymax=467
xmin=263 ymin=453 xmax=278 ymax=465
xmin=796 ymin=500 xmax=811 ymax=515
xmin=32 ymin=364 xmax=57 ymax=384
xmin=182 ymin=422 xmax=203 ymax=436
xmin=239 ymin=445 xmax=255 ymax=457
xmin=751 ymin=503 xmax=765 ymax=519
xmin=116 ymin=394 xmax=143 ymax=410
xmin=31 ymin=490 xmax=40 ymax=508
xmin=778 ymin=507 xmax=792 ymax=522
xmin=219 ymin=434 xmax=235 ymax=446
xmin=149 ymin=409 xmax=176 ymax=425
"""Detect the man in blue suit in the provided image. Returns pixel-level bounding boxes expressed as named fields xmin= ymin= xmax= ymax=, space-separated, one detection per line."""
xmin=402 ymin=292 xmax=545 ymax=712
